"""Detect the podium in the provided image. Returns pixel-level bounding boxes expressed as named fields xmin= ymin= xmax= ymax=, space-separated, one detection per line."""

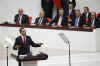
xmin=11 ymin=52 xmax=48 ymax=66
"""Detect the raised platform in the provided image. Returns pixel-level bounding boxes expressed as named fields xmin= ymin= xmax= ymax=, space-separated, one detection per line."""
xmin=1 ymin=51 xmax=100 ymax=66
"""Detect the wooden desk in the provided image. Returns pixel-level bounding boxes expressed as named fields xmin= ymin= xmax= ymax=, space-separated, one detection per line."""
xmin=11 ymin=52 xmax=48 ymax=66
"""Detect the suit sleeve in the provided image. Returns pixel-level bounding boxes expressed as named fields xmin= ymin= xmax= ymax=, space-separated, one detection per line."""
xmin=25 ymin=15 xmax=29 ymax=24
xmin=49 ymin=15 xmax=58 ymax=26
xmin=29 ymin=36 xmax=41 ymax=47
xmin=34 ymin=18 xmax=38 ymax=25
xmin=14 ymin=15 xmax=17 ymax=24
xmin=43 ymin=18 xmax=48 ymax=25
xmin=13 ymin=38 xmax=19 ymax=50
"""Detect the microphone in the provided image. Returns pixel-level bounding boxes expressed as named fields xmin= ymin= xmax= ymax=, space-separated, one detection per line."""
xmin=58 ymin=33 xmax=71 ymax=66
xmin=58 ymin=33 xmax=70 ymax=44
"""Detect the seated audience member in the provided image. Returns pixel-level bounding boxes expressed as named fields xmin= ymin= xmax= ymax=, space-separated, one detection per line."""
xmin=88 ymin=12 xmax=100 ymax=28
xmin=34 ymin=11 xmax=48 ymax=26
xmin=49 ymin=9 xmax=68 ymax=27
xmin=82 ymin=7 xmax=91 ymax=26
xmin=71 ymin=9 xmax=84 ymax=27
xmin=64 ymin=3 xmax=75 ymax=26
xmin=14 ymin=8 xmax=29 ymax=25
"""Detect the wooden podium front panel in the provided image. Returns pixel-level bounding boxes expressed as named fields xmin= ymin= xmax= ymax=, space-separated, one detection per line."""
xmin=23 ymin=61 xmax=37 ymax=66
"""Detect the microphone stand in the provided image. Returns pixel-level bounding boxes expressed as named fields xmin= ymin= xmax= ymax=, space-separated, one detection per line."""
xmin=58 ymin=33 xmax=71 ymax=66
xmin=67 ymin=41 xmax=71 ymax=66
xmin=6 ymin=46 xmax=9 ymax=66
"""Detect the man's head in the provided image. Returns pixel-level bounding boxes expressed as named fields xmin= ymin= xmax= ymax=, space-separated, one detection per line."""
xmin=18 ymin=8 xmax=23 ymax=15
xmin=75 ymin=9 xmax=81 ymax=17
xmin=91 ymin=12 xmax=96 ymax=19
xmin=19 ymin=27 xmax=26 ymax=36
xmin=83 ymin=7 xmax=89 ymax=13
xmin=58 ymin=9 xmax=64 ymax=16
xmin=40 ymin=11 xmax=45 ymax=18
xmin=68 ymin=3 xmax=73 ymax=9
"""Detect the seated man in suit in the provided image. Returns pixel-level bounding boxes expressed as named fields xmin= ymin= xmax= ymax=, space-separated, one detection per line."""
xmin=71 ymin=9 xmax=84 ymax=27
xmin=34 ymin=11 xmax=48 ymax=26
xmin=64 ymin=3 xmax=75 ymax=26
xmin=14 ymin=8 xmax=29 ymax=25
xmin=49 ymin=9 xmax=68 ymax=27
xmin=88 ymin=12 xmax=100 ymax=28
xmin=82 ymin=7 xmax=91 ymax=26
xmin=13 ymin=27 xmax=43 ymax=66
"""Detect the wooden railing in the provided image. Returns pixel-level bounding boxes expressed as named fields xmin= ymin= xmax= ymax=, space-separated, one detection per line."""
xmin=0 ymin=24 xmax=94 ymax=32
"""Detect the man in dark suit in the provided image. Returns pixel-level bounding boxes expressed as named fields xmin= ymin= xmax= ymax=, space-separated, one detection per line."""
xmin=13 ymin=27 xmax=43 ymax=66
xmin=64 ymin=3 xmax=75 ymax=26
xmin=82 ymin=7 xmax=91 ymax=26
xmin=14 ymin=8 xmax=29 ymax=25
xmin=71 ymin=9 xmax=84 ymax=27
xmin=88 ymin=12 xmax=100 ymax=28
xmin=49 ymin=9 xmax=68 ymax=27
xmin=61 ymin=0 xmax=76 ymax=10
xmin=34 ymin=11 xmax=48 ymax=26
xmin=41 ymin=0 xmax=54 ymax=19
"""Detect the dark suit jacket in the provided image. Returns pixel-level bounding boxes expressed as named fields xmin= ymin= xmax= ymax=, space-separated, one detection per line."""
xmin=71 ymin=16 xmax=85 ymax=27
xmin=14 ymin=14 xmax=29 ymax=24
xmin=64 ymin=9 xmax=75 ymax=23
xmin=49 ymin=15 xmax=68 ymax=27
xmin=88 ymin=18 xmax=100 ymax=28
xmin=34 ymin=17 xmax=48 ymax=25
xmin=82 ymin=12 xmax=91 ymax=20
xmin=13 ymin=36 xmax=40 ymax=55
xmin=61 ymin=0 xmax=76 ymax=10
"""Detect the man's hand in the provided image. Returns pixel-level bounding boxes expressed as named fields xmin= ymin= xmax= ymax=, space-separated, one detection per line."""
xmin=16 ymin=45 xmax=20 ymax=48
xmin=39 ymin=43 xmax=43 ymax=46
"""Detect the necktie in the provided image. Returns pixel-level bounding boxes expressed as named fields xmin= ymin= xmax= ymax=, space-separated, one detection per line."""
xmin=74 ymin=17 xmax=79 ymax=27
xmin=58 ymin=16 xmax=62 ymax=26
xmin=18 ymin=15 xmax=22 ymax=24
xmin=91 ymin=19 xmax=95 ymax=25
xmin=18 ymin=16 xmax=20 ymax=24
xmin=69 ymin=10 xmax=72 ymax=16
xmin=38 ymin=18 xmax=43 ymax=25
xmin=23 ymin=37 xmax=26 ymax=47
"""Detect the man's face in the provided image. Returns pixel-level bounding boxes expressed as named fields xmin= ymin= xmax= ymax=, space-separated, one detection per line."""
xmin=83 ymin=8 xmax=88 ymax=13
xmin=40 ymin=12 xmax=45 ymax=18
xmin=18 ymin=9 xmax=23 ymax=15
xmin=91 ymin=13 xmax=96 ymax=19
xmin=21 ymin=29 xmax=26 ymax=36
xmin=69 ymin=4 xmax=73 ymax=9
xmin=59 ymin=9 xmax=64 ymax=15
xmin=75 ymin=10 xmax=81 ymax=17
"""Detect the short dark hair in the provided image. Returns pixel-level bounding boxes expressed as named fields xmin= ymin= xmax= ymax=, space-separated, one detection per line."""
xmin=19 ymin=27 xmax=24 ymax=33
xmin=84 ymin=7 xmax=89 ymax=11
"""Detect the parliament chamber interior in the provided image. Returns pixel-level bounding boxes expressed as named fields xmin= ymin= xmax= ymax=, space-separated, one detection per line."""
xmin=0 ymin=0 xmax=100 ymax=66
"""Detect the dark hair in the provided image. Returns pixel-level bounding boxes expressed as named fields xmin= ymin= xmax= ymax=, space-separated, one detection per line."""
xmin=84 ymin=7 xmax=89 ymax=11
xmin=19 ymin=27 xmax=24 ymax=33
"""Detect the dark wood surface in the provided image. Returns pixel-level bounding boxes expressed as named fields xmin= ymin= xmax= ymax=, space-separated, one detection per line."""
xmin=11 ymin=52 xmax=48 ymax=61
xmin=0 ymin=24 xmax=94 ymax=32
